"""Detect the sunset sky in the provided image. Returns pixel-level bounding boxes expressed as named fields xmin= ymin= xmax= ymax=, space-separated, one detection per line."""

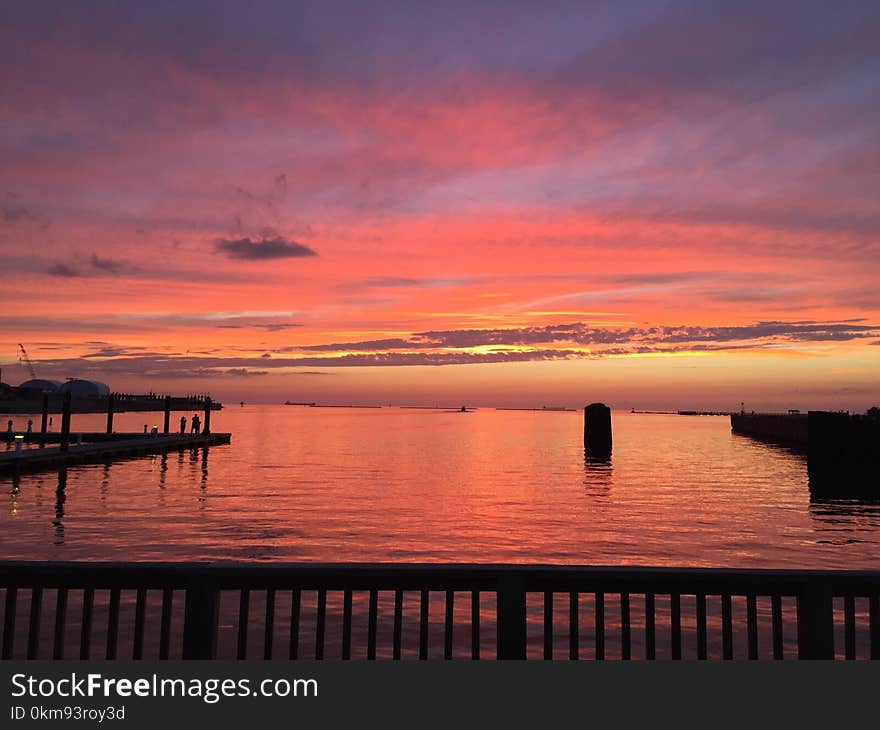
xmin=2 ymin=1 xmax=879 ymax=410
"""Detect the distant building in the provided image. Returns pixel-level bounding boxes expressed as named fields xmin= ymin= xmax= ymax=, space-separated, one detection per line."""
xmin=59 ymin=379 xmax=110 ymax=399
xmin=18 ymin=379 xmax=64 ymax=396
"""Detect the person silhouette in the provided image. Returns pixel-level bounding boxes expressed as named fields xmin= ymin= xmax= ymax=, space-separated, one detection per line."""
xmin=191 ymin=414 xmax=201 ymax=434
xmin=180 ymin=415 xmax=187 ymax=434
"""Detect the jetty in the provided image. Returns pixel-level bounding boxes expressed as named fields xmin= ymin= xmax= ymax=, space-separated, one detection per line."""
xmin=0 ymin=432 xmax=230 ymax=475
xmin=730 ymin=411 xmax=809 ymax=448
xmin=1 ymin=390 xmax=230 ymax=476
xmin=1 ymin=388 xmax=222 ymax=415
xmin=731 ymin=410 xmax=880 ymax=497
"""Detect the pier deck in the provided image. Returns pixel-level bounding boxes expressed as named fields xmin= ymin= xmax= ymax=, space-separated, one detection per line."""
xmin=0 ymin=432 xmax=231 ymax=475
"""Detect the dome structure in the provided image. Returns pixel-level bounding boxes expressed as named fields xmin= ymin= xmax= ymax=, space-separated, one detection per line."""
xmin=59 ymin=379 xmax=110 ymax=398
xmin=19 ymin=379 xmax=63 ymax=393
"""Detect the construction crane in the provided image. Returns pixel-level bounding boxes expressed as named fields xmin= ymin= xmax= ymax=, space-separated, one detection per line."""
xmin=18 ymin=343 xmax=36 ymax=379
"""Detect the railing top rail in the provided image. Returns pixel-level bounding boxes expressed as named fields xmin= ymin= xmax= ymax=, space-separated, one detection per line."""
xmin=0 ymin=561 xmax=878 ymax=594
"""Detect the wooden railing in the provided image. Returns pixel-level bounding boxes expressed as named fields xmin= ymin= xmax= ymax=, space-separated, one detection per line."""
xmin=1 ymin=562 xmax=878 ymax=660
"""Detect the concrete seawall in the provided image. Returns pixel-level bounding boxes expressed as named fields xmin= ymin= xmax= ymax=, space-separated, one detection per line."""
xmin=731 ymin=411 xmax=879 ymax=497
xmin=730 ymin=412 xmax=809 ymax=448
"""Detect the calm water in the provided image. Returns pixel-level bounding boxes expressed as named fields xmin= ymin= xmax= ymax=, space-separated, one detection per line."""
xmin=1 ymin=407 xmax=878 ymax=568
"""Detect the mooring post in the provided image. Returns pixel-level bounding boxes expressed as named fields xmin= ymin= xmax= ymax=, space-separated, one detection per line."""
xmin=41 ymin=394 xmax=49 ymax=434
xmin=203 ymin=396 xmax=212 ymax=435
xmin=163 ymin=395 xmax=171 ymax=435
xmin=59 ymin=391 xmax=72 ymax=452
xmin=106 ymin=393 xmax=114 ymax=434
xmin=584 ymin=402 xmax=612 ymax=458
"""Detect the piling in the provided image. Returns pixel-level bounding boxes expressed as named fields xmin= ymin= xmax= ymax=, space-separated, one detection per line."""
xmin=106 ymin=394 xmax=115 ymax=434
xmin=584 ymin=403 xmax=612 ymax=458
xmin=59 ymin=392 xmax=72 ymax=453
xmin=41 ymin=394 xmax=49 ymax=434
xmin=204 ymin=396 xmax=212 ymax=435
xmin=163 ymin=395 xmax=171 ymax=435
xmin=808 ymin=410 xmax=880 ymax=497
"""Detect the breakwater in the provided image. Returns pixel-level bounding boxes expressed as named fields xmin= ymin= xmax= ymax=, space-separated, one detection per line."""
xmin=731 ymin=410 xmax=879 ymax=497
xmin=730 ymin=412 xmax=809 ymax=448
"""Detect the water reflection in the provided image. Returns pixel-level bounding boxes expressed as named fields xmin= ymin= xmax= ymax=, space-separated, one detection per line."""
xmin=157 ymin=453 xmax=168 ymax=490
xmin=53 ymin=468 xmax=67 ymax=544
xmin=9 ymin=472 xmax=20 ymax=516
xmin=809 ymin=498 xmax=880 ymax=546
xmin=1 ymin=409 xmax=876 ymax=568
xmin=100 ymin=460 xmax=111 ymax=504
xmin=583 ymin=451 xmax=612 ymax=502
xmin=201 ymin=447 xmax=209 ymax=481
xmin=809 ymin=470 xmax=879 ymax=501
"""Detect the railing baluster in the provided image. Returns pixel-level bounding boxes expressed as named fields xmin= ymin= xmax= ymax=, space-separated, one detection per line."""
xmin=670 ymin=593 xmax=681 ymax=660
xmin=771 ymin=594 xmax=783 ymax=660
xmin=27 ymin=586 xmax=43 ymax=659
xmin=393 ymin=590 xmax=403 ymax=660
xmin=696 ymin=593 xmax=707 ymax=660
xmin=342 ymin=589 xmax=353 ymax=660
xmin=444 ymin=590 xmax=454 ymax=660
xmin=53 ymin=588 xmax=68 ymax=660
xmin=870 ymin=594 xmax=879 ymax=660
xmin=106 ymin=587 xmax=121 ymax=659
xmin=471 ymin=590 xmax=480 ymax=660
xmin=182 ymin=578 xmax=218 ymax=659
xmin=544 ymin=591 xmax=553 ymax=660
xmin=844 ymin=595 xmax=856 ymax=660
xmin=620 ymin=592 xmax=631 ymax=660
xmin=645 ymin=592 xmax=655 ymax=660
xmin=721 ymin=594 xmax=733 ymax=660
xmin=2 ymin=587 xmax=16 ymax=659
xmin=747 ymin=594 xmax=758 ymax=660
xmin=237 ymin=588 xmax=250 ymax=660
xmin=796 ymin=585 xmax=834 ymax=659
xmin=132 ymin=587 xmax=146 ymax=660
xmin=315 ymin=589 xmax=326 ymax=660
xmin=264 ymin=588 xmax=276 ymax=660
xmin=496 ymin=577 xmax=526 ymax=660
xmin=159 ymin=588 xmax=172 ymax=660
xmin=80 ymin=587 xmax=94 ymax=660
xmin=595 ymin=591 xmax=605 ymax=660
xmin=289 ymin=588 xmax=301 ymax=660
xmin=569 ymin=591 xmax=579 ymax=660
xmin=367 ymin=589 xmax=378 ymax=660
xmin=419 ymin=589 xmax=429 ymax=660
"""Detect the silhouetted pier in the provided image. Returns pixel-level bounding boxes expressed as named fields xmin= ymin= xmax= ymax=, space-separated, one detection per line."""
xmin=0 ymin=392 xmax=222 ymax=415
xmin=0 ymin=432 xmax=231 ymax=475
xmin=1 ymin=391 xmax=230 ymax=475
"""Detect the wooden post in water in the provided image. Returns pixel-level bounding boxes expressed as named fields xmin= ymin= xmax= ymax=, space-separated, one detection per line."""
xmin=203 ymin=396 xmax=212 ymax=435
xmin=40 ymin=394 xmax=49 ymax=434
xmin=106 ymin=394 xmax=114 ymax=434
xmin=59 ymin=391 xmax=72 ymax=452
xmin=163 ymin=395 xmax=171 ymax=435
xmin=584 ymin=402 xmax=612 ymax=458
